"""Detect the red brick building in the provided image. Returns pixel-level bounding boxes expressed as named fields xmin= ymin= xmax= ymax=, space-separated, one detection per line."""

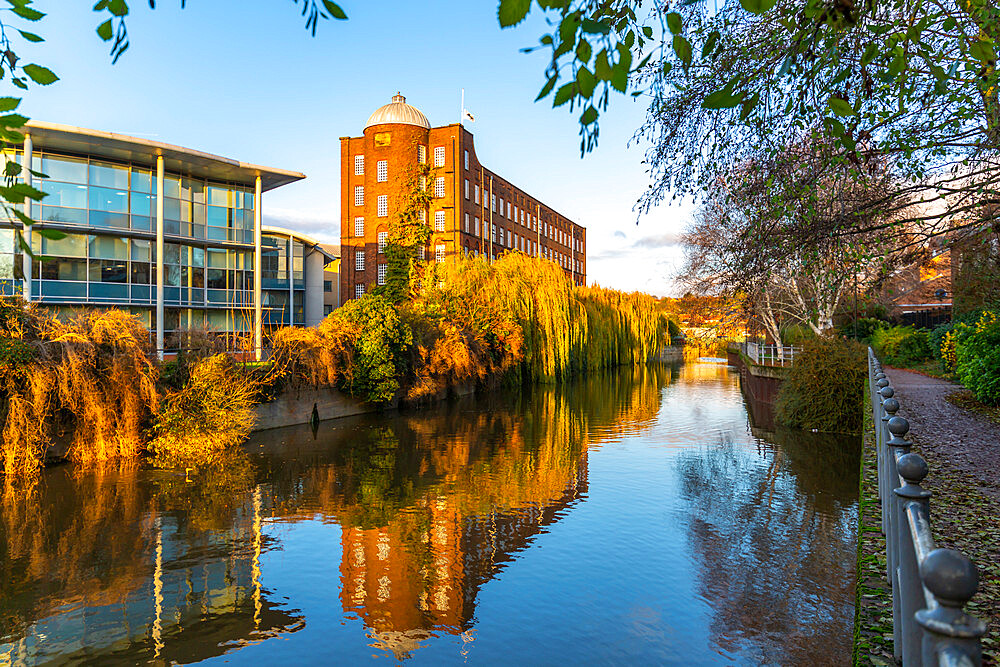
xmin=340 ymin=93 xmax=587 ymax=302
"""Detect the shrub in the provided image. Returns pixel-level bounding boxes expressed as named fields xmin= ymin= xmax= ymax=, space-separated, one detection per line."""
xmin=954 ymin=312 xmax=1000 ymax=405
xmin=149 ymin=354 xmax=258 ymax=466
xmin=870 ymin=325 xmax=932 ymax=365
xmin=781 ymin=323 xmax=816 ymax=346
xmin=775 ymin=336 xmax=867 ymax=434
xmin=0 ymin=303 xmax=158 ymax=477
xmin=837 ymin=317 xmax=888 ymax=342
xmin=332 ymin=294 xmax=414 ymax=403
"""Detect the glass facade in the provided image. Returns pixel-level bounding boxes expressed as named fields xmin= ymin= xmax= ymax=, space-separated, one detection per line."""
xmin=260 ymin=233 xmax=307 ymax=328
xmin=0 ymin=148 xmax=257 ymax=338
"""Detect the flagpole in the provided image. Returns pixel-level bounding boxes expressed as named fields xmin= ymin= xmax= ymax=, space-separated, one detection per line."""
xmin=461 ymin=88 xmax=465 ymax=124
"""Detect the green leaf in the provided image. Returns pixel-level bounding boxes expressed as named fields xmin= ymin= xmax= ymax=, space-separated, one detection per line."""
xmin=17 ymin=30 xmax=43 ymax=43
xmin=581 ymin=18 xmax=610 ymax=35
xmin=642 ymin=26 xmax=653 ymax=39
xmin=594 ymin=48 xmax=611 ymax=79
xmin=22 ymin=64 xmax=58 ymax=85
xmin=702 ymin=30 xmax=720 ymax=58
xmin=739 ymin=0 xmax=776 ymax=14
xmin=702 ymin=87 xmax=742 ymax=109
xmin=553 ymin=82 xmax=575 ymax=107
xmin=610 ymin=66 xmax=628 ymax=92
xmin=672 ymin=35 xmax=692 ymax=65
xmin=10 ymin=4 xmax=44 ymax=21
xmin=35 ymin=227 xmax=67 ymax=241
xmin=96 ymin=19 xmax=113 ymax=41
xmin=0 ymin=97 xmax=21 ymax=112
xmin=576 ymin=65 xmax=596 ymax=97
xmin=322 ymin=1 xmax=348 ymax=19
xmin=826 ymin=117 xmax=846 ymax=138
xmin=828 ymin=96 xmax=856 ymax=117
xmin=666 ymin=12 xmax=682 ymax=35
xmin=739 ymin=92 xmax=760 ymax=120
xmin=575 ymin=39 xmax=591 ymax=63
xmin=970 ymin=40 xmax=997 ymax=64
xmin=580 ymin=105 xmax=598 ymax=125
xmin=861 ymin=43 xmax=878 ymax=66
xmin=535 ymin=75 xmax=557 ymax=101
xmin=498 ymin=0 xmax=531 ymax=27
xmin=0 ymin=113 xmax=28 ymax=128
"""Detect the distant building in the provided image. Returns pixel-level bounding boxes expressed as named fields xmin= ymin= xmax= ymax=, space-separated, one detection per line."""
xmin=339 ymin=93 xmax=587 ymax=302
xmin=320 ymin=243 xmax=341 ymax=315
xmin=0 ymin=121 xmax=334 ymax=358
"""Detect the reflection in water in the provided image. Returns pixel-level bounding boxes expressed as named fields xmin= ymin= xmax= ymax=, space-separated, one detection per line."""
xmin=0 ymin=363 xmax=860 ymax=665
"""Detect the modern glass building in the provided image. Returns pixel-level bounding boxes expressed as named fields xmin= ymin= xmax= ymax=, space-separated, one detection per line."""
xmin=0 ymin=121 xmax=336 ymax=358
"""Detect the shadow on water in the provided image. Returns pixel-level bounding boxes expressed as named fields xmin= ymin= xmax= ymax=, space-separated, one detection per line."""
xmin=0 ymin=362 xmax=860 ymax=665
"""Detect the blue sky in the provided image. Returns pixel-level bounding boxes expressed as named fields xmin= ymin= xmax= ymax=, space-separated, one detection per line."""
xmin=21 ymin=1 xmax=692 ymax=295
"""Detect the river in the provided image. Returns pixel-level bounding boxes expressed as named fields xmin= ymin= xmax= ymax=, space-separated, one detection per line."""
xmin=0 ymin=361 xmax=860 ymax=665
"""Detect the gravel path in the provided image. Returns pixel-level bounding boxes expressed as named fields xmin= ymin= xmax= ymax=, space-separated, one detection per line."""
xmin=886 ymin=368 xmax=1000 ymax=503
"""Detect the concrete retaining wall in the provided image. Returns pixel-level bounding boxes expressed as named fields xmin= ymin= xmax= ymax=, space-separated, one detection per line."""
xmin=253 ymin=386 xmax=391 ymax=431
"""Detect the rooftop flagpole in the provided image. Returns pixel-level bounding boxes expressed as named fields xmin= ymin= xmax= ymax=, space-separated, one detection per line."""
xmin=461 ymin=88 xmax=464 ymax=125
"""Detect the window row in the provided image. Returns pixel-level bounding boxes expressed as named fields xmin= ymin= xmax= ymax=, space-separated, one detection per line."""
xmin=16 ymin=151 xmax=255 ymax=208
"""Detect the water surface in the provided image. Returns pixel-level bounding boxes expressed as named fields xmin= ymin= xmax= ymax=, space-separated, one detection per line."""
xmin=0 ymin=362 xmax=860 ymax=665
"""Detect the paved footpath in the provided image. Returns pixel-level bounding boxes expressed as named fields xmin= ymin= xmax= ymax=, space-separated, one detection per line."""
xmin=886 ymin=368 xmax=1000 ymax=503
xmin=885 ymin=368 xmax=999 ymax=664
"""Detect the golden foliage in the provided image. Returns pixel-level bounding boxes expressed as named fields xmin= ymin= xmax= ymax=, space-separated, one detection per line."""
xmin=0 ymin=301 xmax=158 ymax=477
xmin=149 ymin=354 xmax=258 ymax=467
xmin=270 ymin=314 xmax=358 ymax=388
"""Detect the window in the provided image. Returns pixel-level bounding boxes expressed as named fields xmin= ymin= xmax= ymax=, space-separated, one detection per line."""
xmin=514 ymin=206 xmax=519 ymax=223
xmin=420 ymin=175 xmax=427 ymax=191
xmin=354 ymin=155 xmax=364 ymax=175
xmin=354 ymin=186 xmax=364 ymax=206
xmin=435 ymin=177 xmax=445 ymax=198
xmin=491 ymin=194 xmax=496 ymax=212
xmin=377 ymin=195 xmax=388 ymax=217
xmin=475 ymin=217 xmax=480 ymax=235
xmin=464 ymin=213 xmax=470 ymax=233
xmin=491 ymin=224 xmax=496 ymax=242
xmin=418 ymin=246 xmax=425 ymax=260
xmin=507 ymin=230 xmax=512 ymax=247
xmin=507 ymin=202 xmax=512 ymax=219
xmin=464 ymin=179 xmax=469 ymax=199
xmin=499 ymin=197 xmax=504 ymax=215
xmin=434 ymin=146 xmax=445 ymax=167
xmin=355 ymin=283 xmax=365 ymax=298
xmin=377 ymin=264 xmax=387 ymax=285
xmin=418 ymin=145 xmax=426 ymax=164
xmin=435 ymin=244 xmax=446 ymax=263
xmin=354 ymin=216 xmax=364 ymax=236
xmin=377 ymin=231 xmax=387 ymax=253
xmin=464 ymin=150 xmax=469 ymax=169
xmin=418 ymin=209 xmax=426 ymax=222
xmin=377 ymin=160 xmax=388 ymax=182
xmin=435 ymin=211 xmax=446 ymax=232
xmin=474 ymin=184 xmax=480 ymax=204
xmin=355 ymin=250 xmax=365 ymax=271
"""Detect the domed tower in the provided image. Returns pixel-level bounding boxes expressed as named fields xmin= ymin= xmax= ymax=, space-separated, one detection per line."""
xmin=341 ymin=93 xmax=438 ymax=302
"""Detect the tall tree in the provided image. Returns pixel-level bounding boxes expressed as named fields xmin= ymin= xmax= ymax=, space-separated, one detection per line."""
xmin=502 ymin=0 xmax=999 ymax=245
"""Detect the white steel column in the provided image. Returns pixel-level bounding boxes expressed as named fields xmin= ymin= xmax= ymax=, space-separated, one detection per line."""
xmin=155 ymin=155 xmax=165 ymax=360
xmin=254 ymin=176 xmax=262 ymax=361
xmin=21 ymin=133 xmax=32 ymax=301
xmin=287 ymin=237 xmax=293 ymax=326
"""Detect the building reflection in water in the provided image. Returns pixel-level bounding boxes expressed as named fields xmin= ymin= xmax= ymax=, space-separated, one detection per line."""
xmin=0 ymin=365 xmax=673 ymax=664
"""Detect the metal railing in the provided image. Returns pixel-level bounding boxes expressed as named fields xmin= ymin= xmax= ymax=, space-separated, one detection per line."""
xmin=742 ymin=341 xmax=801 ymax=367
xmin=868 ymin=348 xmax=986 ymax=666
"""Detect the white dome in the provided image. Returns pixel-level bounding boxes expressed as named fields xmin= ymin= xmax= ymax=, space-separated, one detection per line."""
xmin=364 ymin=93 xmax=431 ymax=130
